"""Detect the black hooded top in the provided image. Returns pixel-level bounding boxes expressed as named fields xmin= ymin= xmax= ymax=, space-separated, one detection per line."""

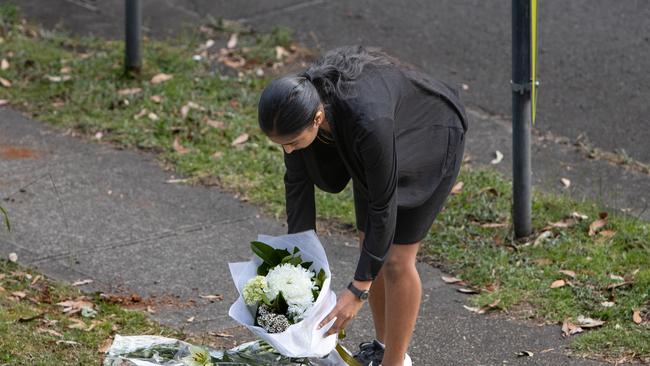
xmin=283 ymin=63 xmax=468 ymax=281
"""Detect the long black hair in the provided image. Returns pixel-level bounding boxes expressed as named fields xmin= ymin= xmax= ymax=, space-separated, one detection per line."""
xmin=258 ymin=46 xmax=398 ymax=137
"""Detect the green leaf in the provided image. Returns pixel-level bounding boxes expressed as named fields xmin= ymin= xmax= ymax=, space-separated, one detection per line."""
xmin=257 ymin=262 xmax=270 ymax=276
xmin=280 ymin=254 xmax=294 ymax=264
xmin=251 ymin=241 xmax=282 ymax=267
xmin=276 ymin=248 xmax=291 ymax=258
xmin=315 ymin=268 xmax=326 ymax=289
xmin=300 ymin=261 xmax=313 ymax=270
xmin=275 ymin=291 xmax=288 ymax=314
xmin=261 ymin=293 xmax=272 ymax=306
xmin=292 ymin=247 xmax=300 ymax=254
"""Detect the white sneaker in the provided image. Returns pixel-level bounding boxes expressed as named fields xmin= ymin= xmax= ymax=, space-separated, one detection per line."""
xmin=368 ymin=353 xmax=412 ymax=366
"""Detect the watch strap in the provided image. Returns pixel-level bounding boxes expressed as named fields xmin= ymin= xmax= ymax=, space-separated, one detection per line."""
xmin=347 ymin=282 xmax=369 ymax=300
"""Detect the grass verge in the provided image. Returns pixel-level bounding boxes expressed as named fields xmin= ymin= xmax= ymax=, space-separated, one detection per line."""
xmin=0 ymin=4 xmax=648 ymax=363
xmin=0 ymin=259 xmax=185 ymax=364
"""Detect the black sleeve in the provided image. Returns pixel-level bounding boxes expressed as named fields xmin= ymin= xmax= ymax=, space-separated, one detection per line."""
xmin=284 ymin=151 xmax=316 ymax=233
xmin=354 ymin=117 xmax=398 ymax=281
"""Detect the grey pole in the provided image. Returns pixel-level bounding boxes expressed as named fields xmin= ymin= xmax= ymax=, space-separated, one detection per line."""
xmin=125 ymin=0 xmax=141 ymax=74
xmin=512 ymin=0 xmax=533 ymax=238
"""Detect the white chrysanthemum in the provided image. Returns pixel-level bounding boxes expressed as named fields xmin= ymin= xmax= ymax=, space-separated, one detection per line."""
xmin=243 ymin=275 xmax=267 ymax=305
xmin=264 ymin=263 xmax=315 ymax=305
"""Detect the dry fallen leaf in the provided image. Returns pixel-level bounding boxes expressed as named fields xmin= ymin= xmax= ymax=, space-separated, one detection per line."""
xmin=600 ymin=301 xmax=615 ymax=308
xmin=147 ymin=112 xmax=159 ymax=121
xmin=173 ymin=137 xmax=190 ymax=155
xmin=221 ymin=55 xmax=246 ymax=69
xmin=211 ymin=332 xmax=234 ymax=338
xmin=67 ymin=318 xmax=88 ymax=330
xmin=203 ymin=117 xmax=225 ymax=129
xmin=186 ymin=316 xmax=195 ymax=323
xmin=150 ymin=95 xmax=163 ymax=103
xmin=199 ymin=294 xmax=224 ymax=301
xmin=0 ymin=77 xmax=12 ymax=88
xmin=450 ymin=182 xmax=464 ymax=195
xmin=457 ymin=287 xmax=479 ymax=294
xmin=575 ymin=315 xmax=605 ymax=328
xmin=561 ymin=319 xmax=583 ymax=337
xmin=56 ymin=297 xmax=94 ymax=314
xmin=609 ymin=274 xmax=625 ymax=282
xmin=98 ymin=338 xmax=113 ymax=353
xmin=37 ymin=328 xmax=64 ymax=338
xmin=72 ymin=279 xmax=93 ymax=286
xmin=231 ymin=133 xmax=249 ymax=146
xmin=632 ymin=310 xmax=643 ymax=324
xmin=146 ymin=306 xmax=156 ymax=314
xmin=606 ymin=280 xmax=634 ymax=290
xmin=463 ymin=305 xmax=484 ymax=314
xmin=275 ymin=46 xmax=290 ymax=60
xmin=560 ymin=178 xmax=571 ymax=188
xmin=117 ymin=88 xmax=142 ymax=96
xmin=599 ymin=230 xmax=616 ymax=238
xmin=151 ymin=73 xmax=173 ymax=84
xmin=134 ymin=108 xmax=148 ymax=119
xmin=227 ymin=33 xmax=238 ymax=49
xmin=480 ymin=222 xmax=508 ymax=228
xmin=60 ymin=66 xmax=72 ymax=74
xmin=8 ymin=252 xmax=17 ymax=262
xmin=534 ymin=231 xmax=553 ymax=246
xmin=44 ymin=75 xmax=71 ymax=82
xmin=11 ymin=291 xmax=27 ymax=299
xmin=550 ymin=279 xmax=566 ymax=289
xmin=1 ymin=59 xmax=9 ymax=70
xmin=516 ymin=351 xmax=534 ymax=358
xmin=588 ymin=219 xmax=607 ymax=236
xmin=548 ymin=218 xmax=577 ymax=229
xmin=558 ymin=270 xmax=576 ymax=278
xmin=441 ymin=276 xmax=463 ymax=284
xmin=211 ymin=151 xmax=224 ymax=160
xmin=490 ymin=150 xmax=504 ymax=165
xmin=571 ymin=212 xmax=588 ymax=220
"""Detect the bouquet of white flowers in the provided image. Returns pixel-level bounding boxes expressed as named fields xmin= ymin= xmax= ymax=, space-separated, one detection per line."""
xmin=228 ymin=230 xmax=338 ymax=358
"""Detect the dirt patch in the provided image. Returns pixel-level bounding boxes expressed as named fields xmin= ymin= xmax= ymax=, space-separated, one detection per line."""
xmin=0 ymin=144 xmax=40 ymax=159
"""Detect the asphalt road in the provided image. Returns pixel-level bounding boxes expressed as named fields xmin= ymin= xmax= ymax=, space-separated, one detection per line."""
xmin=12 ymin=0 xmax=650 ymax=165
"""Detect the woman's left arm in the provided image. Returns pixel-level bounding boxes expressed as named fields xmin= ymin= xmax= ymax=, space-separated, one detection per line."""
xmin=319 ymin=117 xmax=398 ymax=336
xmin=354 ymin=117 xmax=398 ymax=281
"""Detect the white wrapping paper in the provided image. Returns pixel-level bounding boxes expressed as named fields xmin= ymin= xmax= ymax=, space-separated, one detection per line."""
xmin=228 ymin=230 xmax=338 ymax=358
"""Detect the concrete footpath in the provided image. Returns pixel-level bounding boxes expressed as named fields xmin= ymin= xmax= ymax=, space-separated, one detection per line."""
xmin=2 ymin=110 xmax=611 ymax=366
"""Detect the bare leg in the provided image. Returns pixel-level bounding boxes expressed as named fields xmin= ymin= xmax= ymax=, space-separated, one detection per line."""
xmin=359 ymin=231 xmax=387 ymax=343
xmin=381 ymin=242 xmax=421 ymax=366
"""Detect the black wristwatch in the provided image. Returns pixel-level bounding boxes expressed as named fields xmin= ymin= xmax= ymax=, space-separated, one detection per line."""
xmin=347 ymin=282 xmax=370 ymax=301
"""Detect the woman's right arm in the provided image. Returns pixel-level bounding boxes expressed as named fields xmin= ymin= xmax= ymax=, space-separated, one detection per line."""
xmin=284 ymin=151 xmax=316 ymax=233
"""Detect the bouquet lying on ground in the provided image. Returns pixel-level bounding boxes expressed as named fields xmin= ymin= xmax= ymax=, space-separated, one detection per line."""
xmin=243 ymin=242 xmax=327 ymax=333
xmin=229 ymin=231 xmax=338 ymax=358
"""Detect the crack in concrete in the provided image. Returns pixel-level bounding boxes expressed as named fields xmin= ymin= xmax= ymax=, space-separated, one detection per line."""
xmin=237 ymin=0 xmax=326 ymax=23
xmin=62 ymin=0 xmax=99 ymax=12
xmin=26 ymin=216 xmax=249 ymax=264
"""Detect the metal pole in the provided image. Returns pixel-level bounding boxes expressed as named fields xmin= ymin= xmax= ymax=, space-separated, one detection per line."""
xmin=512 ymin=0 xmax=532 ymax=238
xmin=125 ymin=0 xmax=141 ymax=74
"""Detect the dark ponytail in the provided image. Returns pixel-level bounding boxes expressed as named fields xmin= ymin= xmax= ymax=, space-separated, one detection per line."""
xmin=258 ymin=46 xmax=398 ymax=137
